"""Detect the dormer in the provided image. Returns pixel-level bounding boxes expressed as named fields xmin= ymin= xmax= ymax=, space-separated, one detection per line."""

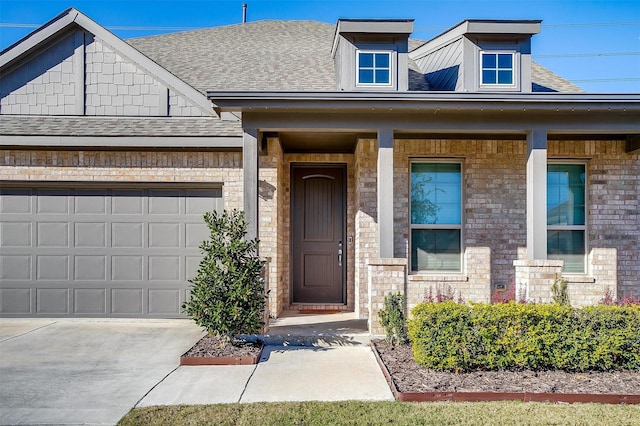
xmin=332 ymin=19 xmax=414 ymax=92
xmin=410 ymin=20 xmax=541 ymax=93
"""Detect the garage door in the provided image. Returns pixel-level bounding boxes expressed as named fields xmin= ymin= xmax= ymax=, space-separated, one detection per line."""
xmin=0 ymin=185 xmax=222 ymax=317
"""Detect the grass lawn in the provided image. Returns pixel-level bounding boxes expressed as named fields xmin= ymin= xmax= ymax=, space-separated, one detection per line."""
xmin=118 ymin=401 xmax=640 ymax=425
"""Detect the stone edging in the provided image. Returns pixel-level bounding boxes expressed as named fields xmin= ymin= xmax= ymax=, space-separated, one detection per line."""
xmin=370 ymin=343 xmax=640 ymax=404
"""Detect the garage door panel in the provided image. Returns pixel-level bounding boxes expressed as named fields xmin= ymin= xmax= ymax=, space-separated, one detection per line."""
xmin=1 ymin=185 xmax=221 ymax=317
xmin=37 ymin=255 xmax=69 ymax=280
xmin=37 ymin=222 xmax=69 ymax=247
xmin=0 ymin=288 xmax=31 ymax=314
xmin=112 ymin=256 xmax=143 ymax=281
xmin=75 ymin=255 xmax=106 ymax=280
xmin=112 ymin=223 xmax=144 ymax=248
xmin=186 ymin=223 xmax=208 ymax=248
xmin=1 ymin=255 xmax=32 ymax=280
xmin=149 ymin=256 xmax=180 ymax=281
xmin=1 ymin=189 xmax=32 ymax=213
xmin=37 ymin=189 xmax=69 ymax=214
xmin=36 ymin=288 xmax=69 ymax=314
xmin=112 ymin=190 xmax=144 ymax=214
xmin=149 ymin=189 xmax=180 ymax=214
xmin=149 ymin=223 xmax=180 ymax=248
xmin=75 ymin=190 xmax=107 ymax=214
xmin=75 ymin=222 xmax=106 ymax=247
xmin=1 ymin=222 xmax=31 ymax=247
xmin=74 ymin=288 xmax=106 ymax=314
xmin=149 ymin=289 xmax=180 ymax=315
xmin=111 ymin=288 xmax=143 ymax=314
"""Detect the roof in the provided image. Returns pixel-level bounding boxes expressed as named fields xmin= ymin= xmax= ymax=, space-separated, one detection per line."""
xmin=128 ymin=20 xmax=580 ymax=94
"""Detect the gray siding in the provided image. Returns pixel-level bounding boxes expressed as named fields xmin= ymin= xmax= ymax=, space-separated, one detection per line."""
xmin=414 ymin=38 xmax=463 ymax=91
xmin=0 ymin=185 xmax=222 ymax=317
xmin=1 ymin=29 xmax=206 ymax=117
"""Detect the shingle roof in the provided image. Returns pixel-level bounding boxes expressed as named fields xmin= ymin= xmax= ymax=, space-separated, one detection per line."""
xmin=0 ymin=116 xmax=241 ymax=137
xmin=128 ymin=20 xmax=581 ymax=94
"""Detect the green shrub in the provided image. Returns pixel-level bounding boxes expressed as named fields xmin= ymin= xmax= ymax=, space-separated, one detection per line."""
xmin=407 ymin=301 xmax=640 ymax=372
xmin=378 ymin=292 xmax=407 ymax=346
xmin=551 ymin=276 xmax=570 ymax=305
xmin=182 ymin=209 xmax=267 ymax=344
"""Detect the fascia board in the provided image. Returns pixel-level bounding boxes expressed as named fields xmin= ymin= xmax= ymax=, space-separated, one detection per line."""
xmin=208 ymin=93 xmax=640 ymax=118
xmin=0 ymin=9 xmax=78 ymax=68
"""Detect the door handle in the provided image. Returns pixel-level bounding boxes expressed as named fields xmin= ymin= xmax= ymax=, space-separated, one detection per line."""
xmin=338 ymin=240 xmax=343 ymax=267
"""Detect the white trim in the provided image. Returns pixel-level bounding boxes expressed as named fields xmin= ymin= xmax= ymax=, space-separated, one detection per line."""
xmin=479 ymin=50 xmax=518 ymax=90
xmin=355 ymin=50 xmax=393 ymax=87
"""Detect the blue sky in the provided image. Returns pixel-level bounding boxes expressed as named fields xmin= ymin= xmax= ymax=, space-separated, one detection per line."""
xmin=1 ymin=0 xmax=639 ymax=92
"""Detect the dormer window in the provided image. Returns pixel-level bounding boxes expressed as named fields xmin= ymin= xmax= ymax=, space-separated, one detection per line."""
xmin=357 ymin=51 xmax=392 ymax=86
xmin=480 ymin=51 xmax=515 ymax=86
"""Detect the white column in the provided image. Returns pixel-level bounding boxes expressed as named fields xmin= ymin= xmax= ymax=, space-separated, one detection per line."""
xmin=526 ymin=129 xmax=548 ymax=260
xmin=243 ymin=128 xmax=259 ymax=241
xmin=377 ymin=128 xmax=394 ymax=258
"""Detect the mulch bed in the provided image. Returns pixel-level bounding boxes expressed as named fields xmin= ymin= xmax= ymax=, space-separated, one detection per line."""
xmin=372 ymin=340 xmax=640 ymax=395
xmin=182 ymin=334 xmax=263 ymax=361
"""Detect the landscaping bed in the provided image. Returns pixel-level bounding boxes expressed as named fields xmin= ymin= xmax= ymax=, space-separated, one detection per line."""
xmin=180 ymin=334 xmax=263 ymax=365
xmin=372 ymin=340 xmax=640 ymax=403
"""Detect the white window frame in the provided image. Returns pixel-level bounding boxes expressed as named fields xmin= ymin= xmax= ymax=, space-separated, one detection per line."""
xmin=547 ymin=161 xmax=588 ymax=274
xmin=356 ymin=50 xmax=393 ymax=87
xmin=409 ymin=159 xmax=464 ymax=273
xmin=479 ymin=51 xmax=517 ymax=89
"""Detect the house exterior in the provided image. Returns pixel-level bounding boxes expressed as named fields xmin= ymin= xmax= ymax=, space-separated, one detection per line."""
xmin=1 ymin=9 xmax=638 ymax=333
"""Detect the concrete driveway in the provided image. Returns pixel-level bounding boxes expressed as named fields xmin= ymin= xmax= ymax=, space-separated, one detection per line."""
xmin=0 ymin=319 xmax=204 ymax=425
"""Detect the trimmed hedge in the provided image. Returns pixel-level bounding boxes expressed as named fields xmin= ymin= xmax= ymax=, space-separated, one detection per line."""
xmin=407 ymin=302 xmax=640 ymax=372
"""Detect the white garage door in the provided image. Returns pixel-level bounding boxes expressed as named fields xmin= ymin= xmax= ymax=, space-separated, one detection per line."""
xmin=0 ymin=185 xmax=222 ymax=317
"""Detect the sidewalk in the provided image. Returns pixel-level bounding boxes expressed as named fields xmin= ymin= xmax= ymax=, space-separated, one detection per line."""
xmin=0 ymin=313 xmax=392 ymax=426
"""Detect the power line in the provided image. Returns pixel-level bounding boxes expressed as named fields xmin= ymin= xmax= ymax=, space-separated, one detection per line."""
xmin=0 ymin=23 xmax=201 ymax=31
xmin=534 ymin=52 xmax=640 ymax=58
xmin=415 ymin=21 xmax=640 ymax=31
xmin=569 ymin=78 xmax=640 ymax=83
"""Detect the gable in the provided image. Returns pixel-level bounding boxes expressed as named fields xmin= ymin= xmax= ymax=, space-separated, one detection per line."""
xmin=0 ymin=9 xmax=213 ymax=117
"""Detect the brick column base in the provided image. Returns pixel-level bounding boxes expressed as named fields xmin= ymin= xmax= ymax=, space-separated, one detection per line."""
xmin=513 ymin=259 xmax=563 ymax=303
xmin=368 ymin=258 xmax=407 ymax=335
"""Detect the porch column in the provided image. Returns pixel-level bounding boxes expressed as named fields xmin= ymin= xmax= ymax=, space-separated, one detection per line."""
xmin=526 ymin=129 xmax=548 ymax=260
xmin=377 ymin=128 xmax=394 ymax=258
xmin=243 ymin=128 xmax=259 ymax=241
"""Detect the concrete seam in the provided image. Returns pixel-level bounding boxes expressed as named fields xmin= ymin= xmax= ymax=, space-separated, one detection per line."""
xmin=0 ymin=321 xmax=57 ymax=343
xmin=238 ymin=362 xmax=260 ymax=403
xmin=133 ymin=365 xmax=180 ymax=408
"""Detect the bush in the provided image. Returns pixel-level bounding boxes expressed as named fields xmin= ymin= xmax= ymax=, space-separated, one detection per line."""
xmin=182 ymin=209 xmax=267 ymax=344
xmin=407 ymin=301 xmax=640 ymax=372
xmin=378 ymin=292 xmax=407 ymax=346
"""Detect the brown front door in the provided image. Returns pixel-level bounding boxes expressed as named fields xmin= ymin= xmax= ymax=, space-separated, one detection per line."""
xmin=291 ymin=164 xmax=346 ymax=304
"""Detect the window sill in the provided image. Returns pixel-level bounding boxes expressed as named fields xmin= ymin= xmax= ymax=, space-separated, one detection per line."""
xmin=408 ymin=274 xmax=469 ymax=282
xmin=561 ymin=275 xmax=596 ymax=284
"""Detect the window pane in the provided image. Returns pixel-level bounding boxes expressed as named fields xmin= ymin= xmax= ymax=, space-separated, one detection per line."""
xmin=411 ymin=163 xmax=461 ymax=225
xmin=359 ymin=52 xmax=373 ymax=67
xmin=375 ymin=69 xmax=390 ymax=84
xmin=482 ymin=70 xmax=496 ymax=84
xmin=497 ymin=70 xmax=513 ymax=84
xmin=547 ymin=164 xmax=586 ymax=226
xmin=482 ymin=53 xmax=496 ymax=68
xmin=412 ymin=229 xmax=461 ymax=271
xmin=548 ymin=230 xmax=585 ymax=273
xmin=498 ymin=54 xmax=512 ymax=69
xmin=375 ymin=53 xmax=390 ymax=68
xmin=359 ymin=69 xmax=374 ymax=84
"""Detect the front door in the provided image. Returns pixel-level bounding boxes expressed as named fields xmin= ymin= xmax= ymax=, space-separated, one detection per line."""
xmin=291 ymin=164 xmax=346 ymax=304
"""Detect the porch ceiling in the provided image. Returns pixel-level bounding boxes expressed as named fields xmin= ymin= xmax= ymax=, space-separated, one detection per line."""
xmin=277 ymin=131 xmax=367 ymax=153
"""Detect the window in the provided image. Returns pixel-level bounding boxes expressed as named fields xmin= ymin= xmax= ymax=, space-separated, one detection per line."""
xmin=357 ymin=51 xmax=391 ymax=86
xmin=547 ymin=163 xmax=586 ymax=273
xmin=410 ymin=162 xmax=462 ymax=271
xmin=481 ymin=52 xmax=514 ymax=86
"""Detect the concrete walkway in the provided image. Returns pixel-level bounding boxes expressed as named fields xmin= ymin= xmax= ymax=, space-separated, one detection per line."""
xmin=0 ymin=314 xmax=393 ymax=426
